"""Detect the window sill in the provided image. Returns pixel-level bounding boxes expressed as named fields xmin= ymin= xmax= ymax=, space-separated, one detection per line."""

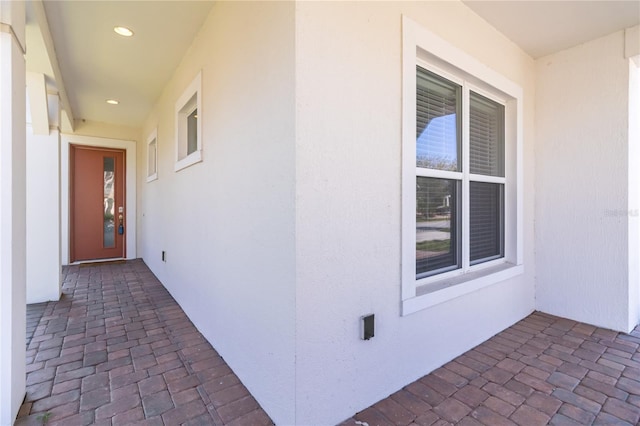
xmin=401 ymin=263 xmax=523 ymax=316
xmin=174 ymin=150 xmax=202 ymax=172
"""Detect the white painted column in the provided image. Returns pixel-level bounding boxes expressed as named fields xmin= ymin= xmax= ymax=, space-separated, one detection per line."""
xmin=26 ymin=82 xmax=61 ymax=303
xmin=0 ymin=1 xmax=27 ymax=425
xmin=626 ymin=26 xmax=640 ymax=328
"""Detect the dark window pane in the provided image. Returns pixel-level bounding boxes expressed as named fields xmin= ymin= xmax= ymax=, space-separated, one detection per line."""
xmin=187 ymin=107 xmax=198 ymax=155
xmin=416 ymin=177 xmax=460 ymax=277
xmin=416 ymin=67 xmax=461 ymax=171
xmin=470 ymin=92 xmax=504 ymax=176
xmin=148 ymin=139 xmax=157 ymax=177
xmin=470 ymin=182 xmax=504 ymax=263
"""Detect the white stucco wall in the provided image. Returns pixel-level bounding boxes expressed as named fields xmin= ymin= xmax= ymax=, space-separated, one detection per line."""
xmin=66 ymin=119 xmax=140 ymax=143
xmin=138 ymin=2 xmax=538 ymax=424
xmin=26 ymin=94 xmax=61 ymax=303
xmin=535 ymin=30 xmax=636 ymax=332
xmin=0 ymin=1 xmax=26 ymax=423
xmin=293 ymin=2 xmax=536 ymax=424
xmin=137 ymin=2 xmax=296 ymax=423
xmin=629 ymin=56 xmax=640 ymax=328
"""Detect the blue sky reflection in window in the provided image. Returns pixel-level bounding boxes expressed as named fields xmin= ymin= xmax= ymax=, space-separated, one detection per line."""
xmin=416 ymin=66 xmax=461 ymax=171
xmin=417 ymin=114 xmax=457 ymax=170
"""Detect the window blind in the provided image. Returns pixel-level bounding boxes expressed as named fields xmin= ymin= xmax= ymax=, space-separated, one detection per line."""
xmin=416 ymin=66 xmax=460 ymax=171
xmin=416 ymin=177 xmax=459 ymax=276
xmin=470 ymin=92 xmax=504 ymax=177
xmin=470 ymin=182 xmax=503 ymax=262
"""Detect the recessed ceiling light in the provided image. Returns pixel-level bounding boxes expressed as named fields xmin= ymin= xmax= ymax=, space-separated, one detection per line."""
xmin=114 ymin=26 xmax=134 ymax=37
xmin=106 ymin=99 xmax=119 ymax=105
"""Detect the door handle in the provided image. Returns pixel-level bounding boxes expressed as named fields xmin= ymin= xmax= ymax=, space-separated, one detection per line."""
xmin=118 ymin=210 xmax=124 ymax=235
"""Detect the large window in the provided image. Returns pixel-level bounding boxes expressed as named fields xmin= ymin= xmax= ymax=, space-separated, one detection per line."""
xmin=416 ymin=67 xmax=505 ymax=279
xmin=402 ymin=17 xmax=523 ymax=315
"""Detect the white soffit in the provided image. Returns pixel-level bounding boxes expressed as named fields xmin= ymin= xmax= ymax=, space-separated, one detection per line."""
xmin=463 ymin=0 xmax=640 ymax=59
xmin=40 ymin=0 xmax=214 ymax=128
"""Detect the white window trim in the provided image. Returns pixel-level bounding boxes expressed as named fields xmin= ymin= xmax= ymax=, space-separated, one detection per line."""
xmin=146 ymin=128 xmax=158 ymax=182
xmin=174 ymin=71 xmax=202 ymax=172
xmin=401 ymin=16 xmax=524 ymax=316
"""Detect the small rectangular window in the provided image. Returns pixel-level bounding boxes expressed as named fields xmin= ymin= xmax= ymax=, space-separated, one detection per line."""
xmin=146 ymin=128 xmax=158 ymax=182
xmin=175 ymin=72 xmax=202 ymax=172
xmin=187 ymin=108 xmax=198 ymax=155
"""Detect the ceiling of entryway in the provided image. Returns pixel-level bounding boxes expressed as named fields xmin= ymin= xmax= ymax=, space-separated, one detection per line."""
xmin=25 ymin=1 xmax=639 ymax=130
xmin=462 ymin=1 xmax=639 ymax=58
xmin=26 ymin=0 xmax=214 ymax=129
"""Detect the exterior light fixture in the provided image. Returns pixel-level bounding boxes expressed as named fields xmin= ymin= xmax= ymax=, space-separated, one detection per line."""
xmin=106 ymin=99 xmax=119 ymax=105
xmin=114 ymin=26 xmax=134 ymax=37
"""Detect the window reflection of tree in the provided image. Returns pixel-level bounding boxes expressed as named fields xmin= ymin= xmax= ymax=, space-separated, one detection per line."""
xmin=103 ymin=170 xmax=115 ymax=219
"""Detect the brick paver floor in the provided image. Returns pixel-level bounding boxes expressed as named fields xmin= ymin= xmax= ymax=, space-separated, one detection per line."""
xmin=26 ymin=302 xmax=47 ymax=348
xmin=16 ymin=259 xmax=273 ymax=426
xmin=342 ymin=312 xmax=640 ymax=426
xmin=16 ymin=259 xmax=640 ymax=425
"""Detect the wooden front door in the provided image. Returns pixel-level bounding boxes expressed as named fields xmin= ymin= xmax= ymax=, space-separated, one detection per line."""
xmin=70 ymin=145 xmax=126 ymax=262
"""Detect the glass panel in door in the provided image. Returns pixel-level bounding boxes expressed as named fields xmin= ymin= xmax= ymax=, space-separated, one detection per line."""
xmin=103 ymin=157 xmax=115 ymax=248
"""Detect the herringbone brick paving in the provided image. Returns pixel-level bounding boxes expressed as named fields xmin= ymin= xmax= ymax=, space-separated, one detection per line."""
xmin=16 ymin=259 xmax=273 ymax=426
xmin=342 ymin=312 xmax=640 ymax=426
xmin=16 ymin=259 xmax=640 ymax=425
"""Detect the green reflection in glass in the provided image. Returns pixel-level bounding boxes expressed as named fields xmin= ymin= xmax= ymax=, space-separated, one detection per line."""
xmin=416 ymin=177 xmax=460 ymax=277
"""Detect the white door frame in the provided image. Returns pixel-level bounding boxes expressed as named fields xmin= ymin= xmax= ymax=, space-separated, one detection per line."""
xmin=61 ymin=134 xmax=137 ymax=264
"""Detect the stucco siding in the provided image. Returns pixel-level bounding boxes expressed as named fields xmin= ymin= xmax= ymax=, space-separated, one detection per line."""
xmin=535 ymin=30 xmax=634 ymax=332
xmin=138 ymin=2 xmax=297 ymax=423
xmin=294 ymin=2 xmax=536 ymax=423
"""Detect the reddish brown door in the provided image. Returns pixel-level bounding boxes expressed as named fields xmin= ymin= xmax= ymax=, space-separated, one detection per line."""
xmin=70 ymin=145 xmax=126 ymax=262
